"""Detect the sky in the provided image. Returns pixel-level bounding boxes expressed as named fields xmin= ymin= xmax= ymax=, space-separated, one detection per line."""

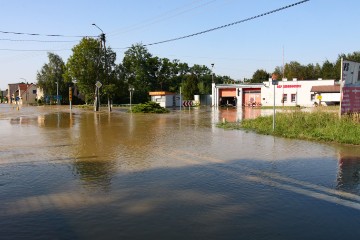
xmin=0 ymin=0 xmax=359 ymax=90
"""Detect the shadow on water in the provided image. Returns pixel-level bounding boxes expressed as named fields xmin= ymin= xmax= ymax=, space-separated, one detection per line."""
xmin=2 ymin=155 xmax=360 ymax=240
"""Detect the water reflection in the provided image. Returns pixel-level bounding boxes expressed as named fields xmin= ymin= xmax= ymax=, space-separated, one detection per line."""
xmin=213 ymin=107 xmax=263 ymax=123
xmin=337 ymin=146 xmax=360 ymax=193
xmin=9 ymin=112 xmax=75 ymax=128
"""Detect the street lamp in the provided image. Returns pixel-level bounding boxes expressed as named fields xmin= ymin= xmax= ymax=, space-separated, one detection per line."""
xmin=211 ymin=63 xmax=215 ymax=83
xmin=129 ymin=86 xmax=135 ymax=111
xmin=56 ymin=80 xmax=60 ymax=105
xmin=92 ymin=23 xmax=107 ymax=112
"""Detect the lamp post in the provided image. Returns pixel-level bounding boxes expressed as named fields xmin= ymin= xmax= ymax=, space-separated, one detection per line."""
xmin=271 ymin=73 xmax=278 ymax=131
xmin=56 ymin=80 xmax=60 ymax=105
xmin=129 ymin=86 xmax=134 ymax=111
xmin=211 ymin=63 xmax=215 ymax=83
xmin=92 ymin=23 xmax=107 ymax=112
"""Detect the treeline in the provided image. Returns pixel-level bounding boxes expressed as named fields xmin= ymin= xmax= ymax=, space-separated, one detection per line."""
xmin=37 ymin=37 xmax=360 ymax=104
xmin=36 ymin=39 xmax=232 ymax=105
xmin=250 ymin=51 xmax=360 ymax=83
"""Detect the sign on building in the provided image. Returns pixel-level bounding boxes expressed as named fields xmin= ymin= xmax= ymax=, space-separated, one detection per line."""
xmin=341 ymin=59 xmax=360 ymax=114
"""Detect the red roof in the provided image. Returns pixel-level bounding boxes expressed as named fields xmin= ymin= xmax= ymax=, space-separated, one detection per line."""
xmin=310 ymin=85 xmax=340 ymax=93
xmin=18 ymin=84 xmax=28 ymax=91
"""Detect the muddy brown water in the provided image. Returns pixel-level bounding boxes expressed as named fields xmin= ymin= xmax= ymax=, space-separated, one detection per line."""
xmin=1 ymin=105 xmax=360 ymax=239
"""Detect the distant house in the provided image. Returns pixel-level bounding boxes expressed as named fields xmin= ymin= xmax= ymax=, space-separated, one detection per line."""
xmin=17 ymin=83 xmax=37 ymax=105
xmin=7 ymin=83 xmax=37 ymax=105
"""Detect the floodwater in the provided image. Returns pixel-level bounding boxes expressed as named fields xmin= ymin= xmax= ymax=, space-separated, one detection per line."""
xmin=0 ymin=104 xmax=360 ymax=240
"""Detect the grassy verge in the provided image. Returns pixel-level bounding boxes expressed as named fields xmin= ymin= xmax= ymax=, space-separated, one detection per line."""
xmin=217 ymin=109 xmax=360 ymax=145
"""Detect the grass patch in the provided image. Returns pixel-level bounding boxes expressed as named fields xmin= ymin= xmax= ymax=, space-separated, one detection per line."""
xmin=219 ymin=109 xmax=360 ymax=145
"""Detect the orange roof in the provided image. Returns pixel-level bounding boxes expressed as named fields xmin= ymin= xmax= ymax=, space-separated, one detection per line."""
xmin=149 ymin=91 xmax=175 ymax=96
xmin=18 ymin=84 xmax=28 ymax=91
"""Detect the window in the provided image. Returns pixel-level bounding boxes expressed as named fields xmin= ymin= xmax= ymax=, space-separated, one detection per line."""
xmin=311 ymin=94 xmax=315 ymax=101
xmin=282 ymin=94 xmax=287 ymax=103
xmin=291 ymin=94 xmax=296 ymax=102
xmin=32 ymin=90 xmax=37 ymax=94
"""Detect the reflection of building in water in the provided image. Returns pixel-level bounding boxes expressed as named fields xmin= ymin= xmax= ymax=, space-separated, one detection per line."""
xmin=337 ymin=150 xmax=360 ymax=192
xmin=214 ymin=107 xmax=263 ymax=123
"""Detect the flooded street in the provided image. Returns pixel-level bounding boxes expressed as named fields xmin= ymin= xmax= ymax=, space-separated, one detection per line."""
xmin=1 ymin=105 xmax=360 ymax=239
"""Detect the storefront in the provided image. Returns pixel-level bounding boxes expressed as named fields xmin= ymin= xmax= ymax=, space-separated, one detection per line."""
xmin=212 ymin=79 xmax=340 ymax=108
xmin=261 ymin=78 xmax=339 ymax=107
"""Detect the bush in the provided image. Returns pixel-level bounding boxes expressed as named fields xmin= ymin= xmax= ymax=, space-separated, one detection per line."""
xmin=130 ymin=101 xmax=170 ymax=113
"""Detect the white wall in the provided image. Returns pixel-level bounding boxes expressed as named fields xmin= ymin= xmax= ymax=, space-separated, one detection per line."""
xmin=151 ymin=94 xmax=181 ymax=108
xmin=261 ymin=79 xmax=336 ymax=107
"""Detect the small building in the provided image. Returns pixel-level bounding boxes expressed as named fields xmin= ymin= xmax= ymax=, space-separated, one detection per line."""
xmin=149 ymin=91 xmax=181 ymax=108
xmin=16 ymin=83 xmax=37 ymax=105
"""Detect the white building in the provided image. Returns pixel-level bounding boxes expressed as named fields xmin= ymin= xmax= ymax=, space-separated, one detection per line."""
xmin=261 ymin=78 xmax=340 ymax=107
xmin=149 ymin=91 xmax=181 ymax=108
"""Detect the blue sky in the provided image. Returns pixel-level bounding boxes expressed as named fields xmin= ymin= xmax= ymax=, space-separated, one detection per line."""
xmin=0 ymin=0 xmax=359 ymax=90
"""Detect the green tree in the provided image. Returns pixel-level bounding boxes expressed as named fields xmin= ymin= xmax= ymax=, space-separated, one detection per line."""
xmin=122 ymin=43 xmax=155 ymax=103
xmin=65 ymin=38 xmax=102 ymax=104
xmin=36 ymin=52 xmax=66 ymax=103
xmin=273 ymin=66 xmax=283 ymax=80
xmin=252 ymin=69 xmax=270 ymax=83
xmin=182 ymin=74 xmax=198 ymax=100
xmin=321 ymin=60 xmax=335 ymax=79
xmin=284 ymin=61 xmax=305 ymax=79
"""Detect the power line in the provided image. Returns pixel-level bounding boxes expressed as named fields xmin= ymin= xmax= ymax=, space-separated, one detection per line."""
xmin=109 ymin=0 xmax=218 ymax=37
xmin=0 ymin=38 xmax=78 ymax=43
xmin=142 ymin=0 xmax=310 ymax=47
xmin=0 ymin=48 xmax=70 ymax=52
xmin=0 ymin=30 xmax=96 ymax=38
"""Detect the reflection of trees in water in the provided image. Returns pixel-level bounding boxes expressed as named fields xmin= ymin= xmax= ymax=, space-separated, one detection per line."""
xmin=337 ymin=150 xmax=360 ymax=193
xmin=72 ymin=112 xmax=168 ymax=189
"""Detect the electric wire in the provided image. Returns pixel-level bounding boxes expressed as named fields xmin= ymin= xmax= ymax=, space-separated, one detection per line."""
xmin=142 ymin=0 xmax=310 ymax=47
xmin=108 ymin=0 xmax=218 ymax=36
xmin=0 ymin=0 xmax=309 ymax=52
xmin=0 ymin=38 xmax=78 ymax=43
xmin=0 ymin=30 xmax=96 ymax=38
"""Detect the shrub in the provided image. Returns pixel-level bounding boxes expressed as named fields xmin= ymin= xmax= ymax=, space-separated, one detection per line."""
xmin=130 ymin=101 xmax=170 ymax=113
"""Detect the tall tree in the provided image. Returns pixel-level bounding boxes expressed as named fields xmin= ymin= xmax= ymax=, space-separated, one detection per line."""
xmin=284 ymin=61 xmax=305 ymax=79
xmin=36 ymin=52 xmax=66 ymax=103
xmin=122 ymin=43 xmax=155 ymax=103
xmin=65 ymin=37 xmax=117 ymax=106
xmin=65 ymin=37 xmax=102 ymax=104
xmin=252 ymin=69 xmax=270 ymax=83
xmin=182 ymin=74 xmax=198 ymax=100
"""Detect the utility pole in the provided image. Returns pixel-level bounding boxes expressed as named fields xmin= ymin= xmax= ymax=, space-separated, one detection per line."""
xmin=92 ymin=23 xmax=107 ymax=112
